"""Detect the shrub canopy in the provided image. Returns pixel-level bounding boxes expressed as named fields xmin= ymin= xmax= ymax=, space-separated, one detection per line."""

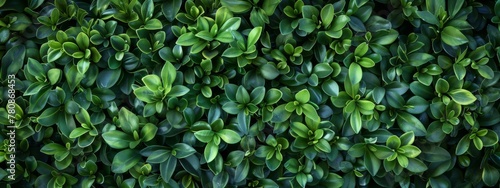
xmin=2 ymin=0 xmax=500 ymax=187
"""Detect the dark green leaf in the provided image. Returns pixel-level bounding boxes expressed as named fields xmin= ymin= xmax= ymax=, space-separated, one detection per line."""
xmin=167 ymin=85 xmax=190 ymax=97
xmin=295 ymin=89 xmax=310 ymax=104
xmin=40 ymin=143 xmax=67 ymax=155
xmin=477 ymin=65 xmax=494 ymax=79
xmin=481 ymin=130 xmax=499 ymax=147
xmin=313 ymin=63 xmax=333 ymax=78
xmin=161 ymin=61 xmax=177 ymax=90
xmin=299 ymin=18 xmax=317 ymax=33
xmin=420 ymin=145 xmax=451 ymax=162
xmin=140 ymin=123 xmax=158 ymax=142
xmin=119 ymin=108 xmax=139 ymax=134
xmin=406 ymin=96 xmax=429 ymax=114
xmin=222 ymin=47 xmax=244 ymax=58
xmin=408 ymin=53 xmax=435 ymax=66
xmin=441 ymin=26 xmax=468 ymax=46
xmin=234 ymin=160 xmax=250 ymax=182
xmin=455 ymin=136 xmax=470 ymax=155
xmin=236 ymin=86 xmax=250 ymax=104
xmin=24 ymin=82 xmax=49 ymax=96
xmin=349 ymin=63 xmax=362 ymax=85
xmin=247 ymin=27 xmax=262 ymax=48
xmin=38 ymin=107 xmax=61 ymax=126
xmin=396 ymin=112 xmax=427 ymax=136
xmin=386 ymin=135 xmax=401 ymax=149
xmin=271 ymin=105 xmax=292 ymax=123
xmin=141 ymin=0 xmax=154 ymax=19
xmin=28 ymin=87 xmax=51 ymax=113
xmin=364 ymin=151 xmax=381 ymax=176
xmin=144 ymin=19 xmax=162 ymax=30
xmin=160 ymin=154 xmax=177 ymax=182
xmin=97 ymin=69 xmax=121 ymax=88
xmin=176 ymin=32 xmax=199 ymax=46
xmin=262 ymin=0 xmax=281 ymax=16
xmin=448 ymin=89 xmax=476 ymax=105
xmin=260 ymin=63 xmax=280 ymax=80
xmin=162 ymin=0 xmax=182 ymax=22
xmin=266 ymin=89 xmax=282 ymax=104
xmin=219 ymin=17 xmax=241 ymax=32
xmin=320 ymin=4 xmax=334 ymax=28
xmin=322 ymin=80 xmax=339 ymax=97
xmin=172 ymin=143 xmax=196 ymax=159
xmin=406 ymin=158 xmax=428 ymax=173
xmin=221 ymin=0 xmax=252 ymax=13
xmin=111 ymin=149 xmax=141 ymax=173
xmin=448 ymin=0 xmax=464 ymax=17
xmin=416 ymin=11 xmax=439 ymax=25
xmin=194 ymin=130 xmax=215 ymax=143
xmin=66 ymin=65 xmax=85 ymax=91
xmin=435 ymin=78 xmax=449 ymax=94
xmin=350 ymin=110 xmax=362 ymax=134
xmin=483 ymin=164 xmax=500 ymax=187
xmin=215 ymin=31 xmax=234 ymax=43
xmin=69 ymin=128 xmax=89 ymax=139
xmin=146 ymin=149 xmax=171 ymax=163
xmin=213 ymin=172 xmax=229 ymax=188
xmin=372 ymin=29 xmax=398 ymax=45
xmin=102 ymin=130 xmax=134 ymax=149
xmin=217 ymin=129 xmax=241 ymax=144
xmin=205 ymin=141 xmax=219 ymax=163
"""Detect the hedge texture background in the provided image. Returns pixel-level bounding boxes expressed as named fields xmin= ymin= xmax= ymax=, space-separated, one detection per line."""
xmin=2 ymin=0 xmax=500 ymax=187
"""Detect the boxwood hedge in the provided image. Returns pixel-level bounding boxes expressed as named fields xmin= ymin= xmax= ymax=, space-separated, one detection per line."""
xmin=2 ymin=0 xmax=500 ymax=187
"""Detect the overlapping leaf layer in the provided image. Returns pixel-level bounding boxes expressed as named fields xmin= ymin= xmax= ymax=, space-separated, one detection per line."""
xmin=1 ymin=0 xmax=500 ymax=187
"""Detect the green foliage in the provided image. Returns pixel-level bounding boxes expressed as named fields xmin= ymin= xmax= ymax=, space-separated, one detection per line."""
xmin=1 ymin=0 xmax=500 ymax=187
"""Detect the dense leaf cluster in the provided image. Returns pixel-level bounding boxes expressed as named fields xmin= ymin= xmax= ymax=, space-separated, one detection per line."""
xmin=1 ymin=0 xmax=500 ymax=187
